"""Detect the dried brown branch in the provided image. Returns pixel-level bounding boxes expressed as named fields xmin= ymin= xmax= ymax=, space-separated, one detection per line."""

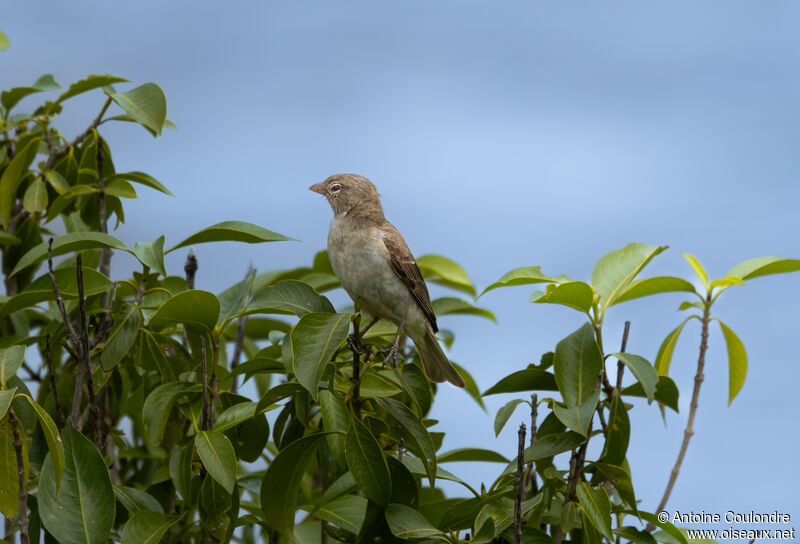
xmin=45 ymin=334 xmax=66 ymax=427
xmin=514 ymin=423 xmax=526 ymax=544
xmin=8 ymin=408 xmax=29 ymax=544
xmin=615 ymin=321 xmax=631 ymax=391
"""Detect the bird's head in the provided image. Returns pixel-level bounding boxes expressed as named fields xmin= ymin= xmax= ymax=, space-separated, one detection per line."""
xmin=309 ymin=173 xmax=383 ymax=217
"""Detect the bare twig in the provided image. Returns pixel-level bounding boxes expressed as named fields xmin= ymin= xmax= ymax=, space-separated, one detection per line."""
xmin=526 ymin=394 xmax=538 ymax=495
xmin=615 ymin=321 xmax=631 ymax=391
xmin=77 ymin=255 xmax=103 ymax=448
xmin=135 ymin=265 xmax=149 ymax=304
xmin=8 ymin=408 xmax=29 ymax=544
xmin=651 ymin=298 xmax=712 ymax=529
xmin=201 ymin=337 xmax=210 ymax=431
xmin=514 ymin=423 xmax=526 ymax=544
xmin=45 ymin=335 xmax=66 ymax=427
xmin=20 ymin=362 xmax=41 ymax=383
xmin=183 ymin=250 xmax=198 ymax=350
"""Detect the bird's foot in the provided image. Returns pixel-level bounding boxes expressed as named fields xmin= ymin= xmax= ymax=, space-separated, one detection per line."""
xmin=377 ymin=344 xmax=400 ymax=368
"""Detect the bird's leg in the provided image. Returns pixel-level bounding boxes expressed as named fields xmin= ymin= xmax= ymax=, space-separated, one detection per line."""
xmin=379 ymin=324 xmax=404 ymax=367
xmin=348 ymin=315 xmax=378 ymax=356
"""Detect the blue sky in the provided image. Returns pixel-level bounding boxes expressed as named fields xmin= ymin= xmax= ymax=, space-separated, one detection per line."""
xmin=5 ymin=0 xmax=800 ymax=532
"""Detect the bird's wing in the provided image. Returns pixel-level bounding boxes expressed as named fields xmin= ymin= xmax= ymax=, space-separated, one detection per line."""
xmin=379 ymin=223 xmax=438 ymax=332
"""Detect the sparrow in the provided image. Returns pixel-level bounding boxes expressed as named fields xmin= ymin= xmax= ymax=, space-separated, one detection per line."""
xmin=309 ymin=174 xmax=466 ymax=388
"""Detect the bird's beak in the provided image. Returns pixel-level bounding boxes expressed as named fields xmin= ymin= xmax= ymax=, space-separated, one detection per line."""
xmin=309 ymin=183 xmax=327 ymax=195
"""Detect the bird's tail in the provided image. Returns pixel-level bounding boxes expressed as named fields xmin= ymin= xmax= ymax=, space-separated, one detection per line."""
xmin=412 ymin=326 xmax=466 ymax=388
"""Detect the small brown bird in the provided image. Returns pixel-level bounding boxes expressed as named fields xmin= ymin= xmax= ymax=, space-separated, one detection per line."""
xmin=309 ymin=174 xmax=466 ymax=388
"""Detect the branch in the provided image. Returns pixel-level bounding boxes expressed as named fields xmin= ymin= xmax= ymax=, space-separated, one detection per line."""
xmin=135 ymin=264 xmax=149 ymax=304
xmin=76 ymin=255 xmax=103 ymax=449
xmin=525 ymin=394 xmax=538 ymax=495
xmin=90 ymin=282 xmax=117 ymax=349
xmin=43 ymin=97 xmax=111 ymax=171
xmin=347 ymin=315 xmax=365 ymax=420
xmin=45 ymin=334 xmax=66 ymax=427
xmin=514 ymin=423 xmax=526 ymax=544
xmin=183 ymin=250 xmax=198 ymax=350
xmin=47 ymin=238 xmax=81 ymax=350
xmin=8 ymin=408 xmax=29 ymax=544
xmin=95 ymin=135 xmax=113 ymax=289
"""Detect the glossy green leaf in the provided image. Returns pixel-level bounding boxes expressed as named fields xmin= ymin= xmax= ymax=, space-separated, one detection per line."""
xmin=56 ymin=74 xmax=128 ymax=103
xmin=591 ymin=463 xmax=638 ymax=514
xmin=431 ymin=297 xmax=495 ymax=321
xmin=591 ymin=242 xmax=667 ymax=310
xmin=245 ymin=280 xmax=335 ymax=317
xmin=142 ymin=383 xmax=187 ymax=446
xmin=100 ymin=304 xmax=141 ymax=369
xmin=212 ymin=402 xmax=256 ymax=432
xmin=133 ymin=235 xmax=166 ymax=276
xmin=260 ymin=433 xmax=328 ymax=536
xmin=169 ymin=444 xmax=193 ymax=502
xmin=346 ymin=417 xmax=392 ymax=506
xmin=314 ymin=494 xmax=367 ymax=535
xmin=23 ymin=177 xmax=48 ymax=213
xmin=483 ymin=368 xmax=558 ymax=396
xmin=377 ymin=397 xmax=437 ymax=487
xmin=554 ymin=323 xmax=602 ymax=406
xmin=612 ymin=276 xmax=696 ymax=305
xmin=577 ymin=483 xmax=613 ymax=540
xmin=726 ymin=256 xmax=800 ymax=281
xmin=16 ymin=393 xmax=65 ymax=491
xmin=43 ymin=169 xmax=69 ymax=194
xmin=255 ymin=382 xmax=306 ymax=412
xmin=611 ymin=352 xmax=659 ymax=403
xmin=622 ymin=375 xmax=680 ymax=413
xmin=1 ymin=138 xmax=39 ymax=229
xmin=531 ymin=281 xmax=594 ymax=312
xmin=168 ymin=220 xmax=294 ymax=252
xmin=709 ymin=276 xmax=745 ymax=290
xmin=39 ymin=423 xmax=114 ymax=544
xmin=417 ymin=254 xmax=476 ymax=297
xmin=717 ymin=320 xmax=747 ymax=405
xmin=10 ymin=231 xmax=130 ymax=277
xmin=553 ymin=389 xmax=601 ymax=436
xmin=105 ymin=82 xmax=167 ymax=135
xmin=195 ymin=431 xmax=237 ymax=494
xmin=0 ymin=346 xmax=25 ymax=388
xmin=386 ymin=503 xmax=448 ymax=541
xmin=493 ymin=398 xmax=526 ymax=437
xmin=120 ymin=512 xmax=180 ymax=544
xmin=319 ymin=390 xmax=349 ymax=469
xmin=0 ymin=413 xmax=27 ymax=518
xmin=523 ymin=431 xmax=585 ymax=463
xmin=1 ymin=74 xmax=59 ymax=111
xmin=113 ymin=486 xmax=164 ymax=514
xmin=104 ymin=179 xmax=137 ymax=198
xmin=682 ymin=253 xmax=709 ymax=289
xmin=291 ymin=312 xmax=350 ymax=400
xmin=0 ymin=388 xmax=15 ymax=420
xmin=655 ymin=317 xmax=692 ymax=376
xmin=105 ymin=171 xmax=174 ymax=197
xmin=482 ymin=265 xmax=570 ymax=295
xmin=0 ymin=267 xmax=113 ymax=318
xmin=437 ymin=448 xmax=510 ymax=464
xmin=147 ymin=290 xmax=220 ymax=331
xmin=217 ymin=269 xmax=255 ymax=327
xmin=401 ymin=455 xmax=479 ymax=496
xmin=600 ymin=394 xmax=630 ymax=466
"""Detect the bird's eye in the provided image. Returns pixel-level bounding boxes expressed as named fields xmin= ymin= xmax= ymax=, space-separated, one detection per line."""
xmin=329 ymin=183 xmax=342 ymax=193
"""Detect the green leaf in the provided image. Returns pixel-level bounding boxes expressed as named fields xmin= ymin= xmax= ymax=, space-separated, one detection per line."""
xmin=553 ymin=389 xmax=601 ymax=436
xmin=401 ymin=455 xmax=479 ymax=496
xmin=726 ymin=256 xmax=800 ymax=281
xmin=104 ymin=179 xmax=137 ymax=199
xmin=105 ymin=82 xmax=167 ymax=135
xmin=16 ymin=394 xmax=64 ymax=489
xmin=195 ymin=431 xmax=237 ymax=494
xmin=437 ymin=448 xmax=510 ymax=464
xmin=147 ymin=290 xmax=220 ymax=331
xmin=43 ymin=170 xmax=69 ymax=194
xmin=386 ymin=503 xmax=448 ymax=541
xmin=56 ymin=74 xmax=129 ymax=103
xmin=577 ymin=483 xmax=613 ymax=540
xmin=120 ymin=512 xmax=180 ymax=544
xmin=23 ymin=177 xmax=48 ymax=213
xmin=39 ymin=423 xmax=114 ymax=544
xmin=291 ymin=313 xmax=350 ymax=400
xmin=168 ymin=220 xmax=294 ymax=252
xmin=10 ymin=231 xmax=131 ymax=277
xmin=260 ymin=433 xmax=328 ymax=537
xmin=482 ymin=265 xmax=570 ymax=295
xmin=524 ymin=431 xmax=585 ymax=463
xmin=483 ymin=368 xmax=558 ymax=396
xmin=245 ymin=280 xmax=335 ymax=317
xmin=591 ymin=242 xmax=667 ymax=311
xmin=313 ymin=494 xmax=367 ymax=535
xmin=1 ymin=138 xmax=39 ymax=229
xmin=0 ymin=231 xmax=20 ymax=246
xmin=133 ymin=235 xmax=166 ymax=276
xmin=0 ymin=388 xmax=15 ymax=420
xmin=494 ymin=399 xmax=526 ymax=437
xmin=0 ymin=346 xmax=25 ymax=389
xmin=0 ymin=267 xmax=113 ymax=318
xmin=717 ymin=320 xmax=747 ymax=405
xmin=600 ymin=395 xmax=630 ymax=466
xmin=612 ymin=276 xmax=697 ymax=305
xmin=377 ymin=397 xmax=437 ymax=487
xmin=346 ymin=417 xmax=392 ymax=506
xmin=255 ymin=382 xmax=307 ymax=413
xmin=0 ymin=413 xmax=27 ymax=518
xmin=142 ymin=383 xmax=187 ymax=446
xmin=0 ymin=30 xmax=8 ymax=50
xmin=590 ymin=463 xmax=638 ymax=514
xmin=682 ymin=253 xmax=709 ymax=290
xmin=611 ymin=353 xmax=659 ymax=403
xmin=614 ymin=526 xmax=657 ymax=544
xmin=169 ymin=444 xmax=194 ymax=502
xmin=431 ymin=297 xmax=495 ymax=321
xmin=709 ymin=276 xmax=745 ymax=290
xmin=655 ymin=317 xmax=692 ymax=376
xmin=622 ymin=375 xmax=680 ymax=413
xmin=105 ymin=171 xmax=174 ymax=197
xmin=1 ymin=74 xmax=60 ymax=112
xmin=319 ymin=390 xmax=349 ymax=469
xmin=417 ymin=254 xmax=476 ymax=297
xmin=553 ymin=323 xmax=603 ymax=406
xmin=630 ymin=511 xmax=689 ymax=544
xmin=217 ymin=269 xmax=256 ymax=327
xmin=100 ymin=304 xmax=141 ymax=369
xmin=113 ymin=485 xmax=164 ymax=514
xmin=531 ymin=281 xmax=594 ymax=312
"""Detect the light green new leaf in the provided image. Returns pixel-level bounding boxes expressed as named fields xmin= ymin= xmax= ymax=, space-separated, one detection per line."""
xmin=0 ymin=30 xmax=8 ymax=50
xmin=437 ymin=448 xmax=510 ymax=464
xmin=709 ymin=276 xmax=745 ymax=290
xmin=291 ymin=313 xmax=350 ymax=400
xmin=553 ymin=389 xmax=601 ymax=436
xmin=142 ymin=383 xmax=187 ymax=446
xmin=43 ymin=170 xmax=69 ymax=194
xmin=655 ymin=317 xmax=693 ymax=376
xmin=39 ymin=423 xmax=114 ymax=544
xmin=0 ymin=413 xmax=27 ymax=518
xmin=1 ymin=74 xmax=59 ymax=112
xmin=494 ymin=398 xmax=526 ymax=437
xmin=133 ymin=235 xmax=166 ymax=276
xmin=681 ymin=253 xmax=709 ymax=290
xmin=386 ymin=503 xmax=448 ymax=541
xmin=57 ymin=74 xmax=128 ymax=103
xmin=417 ymin=254 xmax=476 ymax=297
xmin=168 ymin=220 xmax=294 ymax=252
xmin=612 ymin=276 xmax=696 ymax=306
xmin=0 ymin=346 xmax=25 ymax=389
xmin=483 ymin=368 xmax=558 ymax=396
xmin=726 ymin=256 xmax=800 ymax=281
xmin=105 ymin=82 xmax=167 ymax=135
xmin=120 ymin=512 xmax=180 ymax=544
xmin=1 ymin=138 xmax=39 ymax=229
xmin=591 ymin=242 xmax=667 ymax=311
xmin=113 ymin=485 xmax=164 ymax=514
xmin=553 ymin=323 xmax=603 ymax=407
xmin=432 ymin=297 xmax=496 ymax=321
xmin=717 ymin=320 xmax=747 ymax=404
xmin=378 ymin=397 xmax=437 ymax=487
xmin=611 ymin=352 xmax=659 ymax=403
xmin=23 ymin=177 xmax=48 ymax=213
xmin=147 ymin=290 xmax=220 ymax=331
xmin=0 ymin=267 xmax=113 ymax=318
xmin=531 ymin=281 xmax=594 ymax=312
xmin=104 ymin=179 xmax=137 ymax=198
xmin=195 ymin=431 xmax=237 ymax=494
xmin=347 ymin=417 xmax=392 ymax=506
xmin=482 ymin=265 xmax=571 ymax=295
xmin=105 ymin=171 xmax=174 ymax=197
xmin=245 ymin=280 xmax=335 ymax=317
xmin=577 ymin=482 xmax=613 ymax=540
xmin=260 ymin=433 xmax=328 ymax=537
xmin=319 ymin=390 xmax=349 ymax=469
xmin=10 ymin=231 xmax=131 ymax=277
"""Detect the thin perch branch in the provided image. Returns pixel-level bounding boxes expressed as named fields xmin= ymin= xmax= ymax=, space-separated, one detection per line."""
xmin=77 ymin=255 xmax=103 ymax=448
xmin=514 ymin=423 xmax=526 ymax=544
xmin=615 ymin=321 xmax=631 ymax=391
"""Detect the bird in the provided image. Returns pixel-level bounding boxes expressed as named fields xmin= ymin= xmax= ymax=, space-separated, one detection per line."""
xmin=309 ymin=174 xmax=466 ymax=388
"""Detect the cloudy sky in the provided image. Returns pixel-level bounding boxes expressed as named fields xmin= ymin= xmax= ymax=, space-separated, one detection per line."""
xmin=5 ymin=0 xmax=800 ymax=530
